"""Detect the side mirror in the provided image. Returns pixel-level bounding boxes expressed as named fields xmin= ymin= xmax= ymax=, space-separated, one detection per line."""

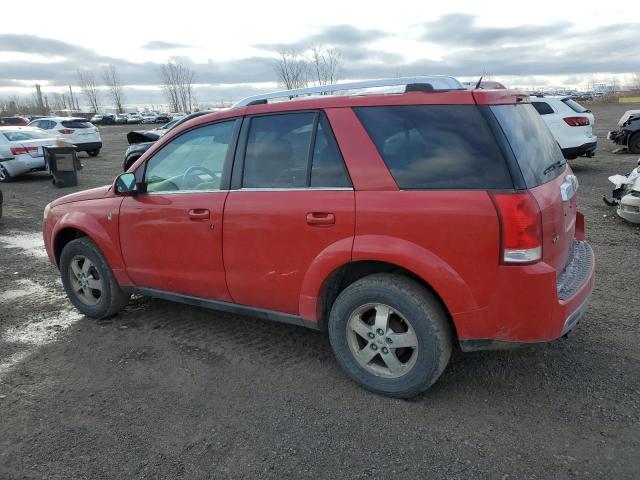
xmin=115 ymin=172 xmax=139 ymax=195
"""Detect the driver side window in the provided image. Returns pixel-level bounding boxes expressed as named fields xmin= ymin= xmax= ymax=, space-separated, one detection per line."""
xmin=144 ymin=120 xmax=236 ymax=193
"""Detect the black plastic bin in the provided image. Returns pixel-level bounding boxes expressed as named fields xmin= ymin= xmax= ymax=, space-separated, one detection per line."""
xmin=44 ymin=146 xmax=80 ymax=188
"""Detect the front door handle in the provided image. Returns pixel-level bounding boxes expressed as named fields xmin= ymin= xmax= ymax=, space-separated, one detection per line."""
xmin=306 ymin=212 xmax=335 ymax=226
xmin=188 ymin=208 xmax=210 ymax=220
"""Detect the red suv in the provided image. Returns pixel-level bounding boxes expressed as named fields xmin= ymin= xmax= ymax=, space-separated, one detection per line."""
xmin=43 ymin=77 xmax=594 ymax=397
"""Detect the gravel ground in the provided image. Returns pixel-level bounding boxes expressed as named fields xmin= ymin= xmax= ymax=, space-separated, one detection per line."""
xmin=0 ymin=105 xmax=639 ymax=479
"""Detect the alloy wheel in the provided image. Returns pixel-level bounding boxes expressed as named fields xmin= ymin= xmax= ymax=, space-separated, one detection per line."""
xmin=68 ymin=255 xmax=103 ymax=306
xmin=346 ymin=303 xmax=419 ymax=378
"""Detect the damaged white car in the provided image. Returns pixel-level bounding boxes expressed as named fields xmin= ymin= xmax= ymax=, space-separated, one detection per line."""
xmin=603 ymin=159 xmax=640 ymax=224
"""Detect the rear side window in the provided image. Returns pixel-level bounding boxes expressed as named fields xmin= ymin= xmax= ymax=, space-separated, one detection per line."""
xmin=242 ymin=112 xmax=351 ymax=189
xmin=532 ymin=102 xmax=554 ymax=115
xmin=61 ymin=120 xmax=93 ymax=129
xmin=491 ymin=104 xmax=566 ymax=187
xmin=354 ymin=105 xmax=513 ymax=189
xmin=562 ymin=98 xmax=588 ymax=113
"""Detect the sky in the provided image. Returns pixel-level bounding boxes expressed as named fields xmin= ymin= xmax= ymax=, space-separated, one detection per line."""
xmin=1 ymin=0 xmax=638 ymax=110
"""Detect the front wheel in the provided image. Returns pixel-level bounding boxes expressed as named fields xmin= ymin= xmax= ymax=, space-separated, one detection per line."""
xmin=60 ymin=237 xmax=130 ymax=319
xmin=328 ymin=273 xmax=452 ymax=398
xmin=87 ymin=149 xmax=100 ymax=157
xmin=628 ymin=133 xmax=640 ymax=154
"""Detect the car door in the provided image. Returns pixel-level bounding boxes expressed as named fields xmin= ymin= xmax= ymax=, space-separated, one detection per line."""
xmin=223 ymin=111 xmax=355 ymax=314
xmin=119 ymin=119 xmax=241 ymax=300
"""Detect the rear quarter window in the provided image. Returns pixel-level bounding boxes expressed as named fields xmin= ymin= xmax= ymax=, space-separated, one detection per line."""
xmin=490 ymin=104 xmax=566 ymax=187
xmin=354 ymin=105 xmax=513 ymax=190
xmin=531 ymin=102 xmax=554 ymax=115
xmin=562 ymin=98 xmax=588 ymax=113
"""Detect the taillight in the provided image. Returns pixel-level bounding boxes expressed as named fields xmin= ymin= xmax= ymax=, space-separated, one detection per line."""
xmin=10 ymin=146 xmax=38 ymax=155
xmin=58 ymin=129 xmax=74 ymax=134
xmin=563 ymin=117 xmax=589 ymax=126
xmin=490 ymin=192 xmax=542 ymax=265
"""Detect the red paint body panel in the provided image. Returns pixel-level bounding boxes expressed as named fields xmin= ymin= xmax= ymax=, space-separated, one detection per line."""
xmin=119 ymin=193 xmax=231 ymax=300
xmin=352 ymin=191 xmax=501 ymax=314
xmin=529 ymin=166 xmax=577 ymax=272
xmin=223 ymin=190 xmax=355 ymax=314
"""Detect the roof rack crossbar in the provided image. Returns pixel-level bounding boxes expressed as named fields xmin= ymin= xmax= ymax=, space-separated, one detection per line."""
xmin=232 ymin=76 xmax=465 ymax=108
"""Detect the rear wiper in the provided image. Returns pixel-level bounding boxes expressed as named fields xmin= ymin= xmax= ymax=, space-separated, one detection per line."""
xmin=543 ymin=160 xmax=565 ymax=175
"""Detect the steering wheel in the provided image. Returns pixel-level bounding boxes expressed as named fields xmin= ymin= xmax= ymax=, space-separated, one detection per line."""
xmin=181 ymin=165 xmax=217 ymax=189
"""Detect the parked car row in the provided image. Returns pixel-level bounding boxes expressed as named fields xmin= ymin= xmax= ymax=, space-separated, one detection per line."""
xmin=0 ymin=116 xmax=103 ymax=182
xmin=90 ymin=112 xmax=188 ymax=125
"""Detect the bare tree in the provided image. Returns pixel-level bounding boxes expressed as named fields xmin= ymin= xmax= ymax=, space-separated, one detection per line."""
xmin=632 ymin=73 xmax=640 ymax=91
xmin=309 ymin=46 xmax=341 ymax=86
xmin=274 ymin=48 xmax=309 ymax=90
xmin=76 ymin=69 xmax=100 ymax=112
xmin=160 ymin=61 xmax=196 ymax=112
xmin=102 ymin=64 xmax=125 ymax=113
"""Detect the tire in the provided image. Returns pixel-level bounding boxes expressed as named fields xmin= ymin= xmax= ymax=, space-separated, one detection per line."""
xmin=123 ymin=156 xmax=140 ymax=171
xmin=628 ymin=132 xmax=640 ymax=154
xmin=328 ymin=273 xmax=452 ymax=398
xmin=87 ymin=149 xmax=100 ymax=157
xmin=0 ymin=164 xmax=12 ymax=183
xmin=60 ymin=237 xmax=130 ymax=319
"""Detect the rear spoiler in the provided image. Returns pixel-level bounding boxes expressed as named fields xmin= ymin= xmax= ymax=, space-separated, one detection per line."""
xmin=472 ymin=90 xmax=530 ymax=106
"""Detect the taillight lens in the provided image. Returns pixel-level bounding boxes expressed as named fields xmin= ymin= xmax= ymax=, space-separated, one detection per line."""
xmin=563 ymin=117 xmax=590 ymax=126
xmin=491 ymin=192 xmax=542 ymax=265
xmin=58 ymin=129 xmax=74 ymax=134
xmin=10 ymin=146 xmax=38 ymax=155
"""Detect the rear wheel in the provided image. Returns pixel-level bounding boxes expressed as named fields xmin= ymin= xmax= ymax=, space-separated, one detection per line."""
xmin=0 ymin=165 xmax=12 ymax=183
xmin=328 ymin=273 xmax=452 ymax=398
xmin=123 ymin=156 xmax=140 ymax=171
xmin=60 ymin=237 xmax=130 ymax=319
xmin=87 ymin=149 xmax=100 ymax=157
xmin=628 ymin=133 xmax=640 ymax=154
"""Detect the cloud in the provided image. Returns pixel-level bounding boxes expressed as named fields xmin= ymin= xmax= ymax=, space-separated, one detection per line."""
xmin=421 ymin=14 xmax=571 ymax=46
xmin=255 ymin=24 xmax=389 ymax=52
xmin=142 ymin=41 xmax=194 ymax=50
xmin=1 ymin=17 xmax=639 ymax=105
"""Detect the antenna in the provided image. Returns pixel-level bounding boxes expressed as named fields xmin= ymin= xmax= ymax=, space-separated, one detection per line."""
xmin=474 ymin=76 xmax=483 ymax=89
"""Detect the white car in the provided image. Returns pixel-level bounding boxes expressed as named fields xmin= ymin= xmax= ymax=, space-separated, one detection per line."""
xmin=28 ymin=117 xmax=102 ymax=157
xmin=127 ymin=114 xmax=143 ymax=124
xmin=140 ymin=112 xmax=158 ymax=124
xmin=170 ymin=112 xmax=187 ymax=121
xmin=530 ymin=95 xmax=597 ymax=159
xmin=0 ymin=127 xmax=58 ymax=182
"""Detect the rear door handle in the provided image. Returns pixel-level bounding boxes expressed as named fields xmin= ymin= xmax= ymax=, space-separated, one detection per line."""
xmin=306 ymin=212 xmax=335 ymax=226
xmin=188 ymin=208 xmax=210 ymax=220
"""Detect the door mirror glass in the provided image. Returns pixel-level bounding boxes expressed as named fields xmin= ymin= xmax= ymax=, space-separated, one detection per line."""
xmin=115 ymin=172 xmax=138 ymax=194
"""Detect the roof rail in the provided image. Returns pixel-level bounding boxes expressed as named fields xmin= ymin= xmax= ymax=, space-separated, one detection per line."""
xmin=232 ymin=76 xmax=465 ymax=108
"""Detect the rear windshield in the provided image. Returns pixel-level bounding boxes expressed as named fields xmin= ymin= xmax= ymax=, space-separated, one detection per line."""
xmin=3 ymin=129 xmax=53 ymax=141
xmin=490 ymin=104 xmax=566 ymax=187
xmin=562 ymin=98 xmax=588 ymax=113
xmin=61 ymin=120 xmax=93 ymax=128
xmin=1 ymin=117 xmax=25 ymax=125
xmin=354 ymin=105 xmax=513 ymax=190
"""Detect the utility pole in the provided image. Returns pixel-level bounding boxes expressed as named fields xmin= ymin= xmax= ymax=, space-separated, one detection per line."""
xmin=35 ymin=84 xmax=45 ymax=114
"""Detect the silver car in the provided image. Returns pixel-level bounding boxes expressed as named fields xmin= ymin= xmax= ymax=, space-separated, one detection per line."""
xmin=0 ymin=127 xmax=58 ymax=182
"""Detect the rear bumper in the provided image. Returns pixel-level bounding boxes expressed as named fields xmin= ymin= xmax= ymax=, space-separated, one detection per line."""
xmin=74 ymin=141 xmax=102 ymax=152
xmin=562 ymin=141 xmax=597 ymax=159
xmin=456 ymin=239 xmax=595 ymax=351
